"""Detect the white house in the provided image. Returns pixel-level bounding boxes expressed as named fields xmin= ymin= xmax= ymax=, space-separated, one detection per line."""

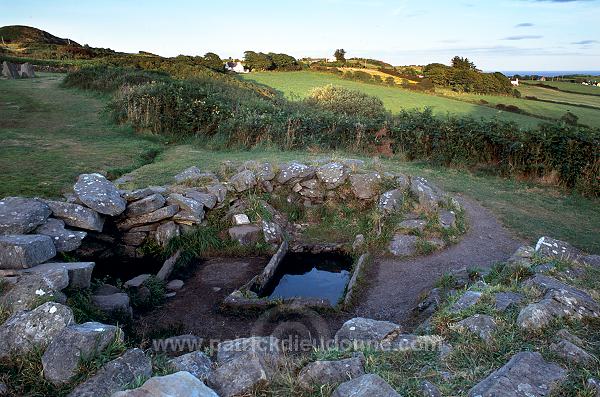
xmin=510 ymin=78 xmax=519 ymax=87
xmin=224 ymin=61 xmax=248 ymax=73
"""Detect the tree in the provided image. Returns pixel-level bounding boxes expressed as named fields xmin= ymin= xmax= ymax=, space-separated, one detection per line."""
xmin=243 ymin=51 xmax=273 ymax=71
xmin=201 ymin=52 xmax=223 ymax=71
xmin=451 ymin=56 xmax=477 ymax=71
xmin=268 ymin=53 xmax=300 ymax=70
xmin=334 ymin=49 xmax=346 ymax=62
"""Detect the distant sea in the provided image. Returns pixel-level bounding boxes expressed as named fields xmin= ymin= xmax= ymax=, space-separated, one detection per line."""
xmin=496 ymin=71 xmax=600 ymax=77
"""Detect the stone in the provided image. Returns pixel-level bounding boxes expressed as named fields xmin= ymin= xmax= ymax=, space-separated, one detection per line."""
xmin=398 ymin=219 xmax=427 ymax=232
xmin=74 ymin=173 xmax=126 ymax=216
xmin=45 ymin=200 xmax=104 ymax=232
xmin=349 ymin=172 xmax=382 ymax=199
xmin=42 ymin=322 xmax=122 ymax=385
xmin=169 ymin=351 xmax=212 ymax=380
xmin=217 ymin=336 xmax=280 ymax=364
xmin=388 ymin=234 xmax=418 ymax=257
xmin=352 ymin=234 xmax=365 ymax=251
xmin=95 ymin=284 xmax=121 ymax=296
xmin=467 ymin=351 xmax=567 ymax=397
xmin=167 ymin=193 xmax=204 ymax=216
xmin=173 ymin=210 xmax=204 ymax=225
xmin=535 ymin=236 xmax=581 ymax=260
xmin=19 ymin=63 xmax=35 ymax=78
xmin=35 ymin=218 xmax=86 ymax=252
xmin=556 ymin=328 xmax=585 ymax=346
xmin=298 ymin=354 xmax=365 ymax=388
xmin=378 ymin=189 xmax=404 ymax=213
xmin=335 ymin=317 xmax=401 ymax=344
xmin=174 ymin=166 xmax=203 ymax=183
xmin=185 ymin=190 xmax=217 ymax=209
xmin=124 ymin=274 xmax=151 ymax=289
xmin=277 ymin=162 xmax=315 ymax=184
xmin=494 ymin=291 xmax=524 ymax=312
xmin=233 ymin=214 xmax=251 ymax=225
xmin=421 ymin=380 xmax=442 ymax=397
xmin=229 ymin=170 xmax=257 ymax=192
xmin=439 ymin=210 xmax=457 ymax=229
xmin=583 ymin=255 xmax=600 ymax=267
xmin=112 ymin=371 xmax=219 ymax=397
xmin=166 ymin=279 xmax=184 ymax=291
xmin=208 ymin=352 xmax=271 ymax=397
xmin=550 ymin=339 xmax=595 ymax=365
xmin=228 ymin=225 xmax=263 ymax=246
xmin=449 ymin=291 xmax=482 ymax=313
xmin=332 ymin=374 xmax=400 ymax=397
xmin=1 ymin=267 xmax=69 ymax=313
xmin=156 ymin=249 xmax=181 ymax=281
xmin=0 ymin=234 xmax=56 ymax=269
xmin=410 ymin=177 xmax=442 ymax=210
xmin=125 ymin=194 xmax=166 ymax=217
xmin=0 ymin=197 xmax=51 ymax=234
xmin=316 ymin=162 xmax=348 ymax=189
xmin=395 ymin=173 xmax=410 ymax=189
xmin=261 ymin=221 xmax=282 ymax=244
xmin=156 ymin=221 xmax=180 ymax=247
xmin=588 ymin=378 xmax=600 ymax=396
xmin=122 ymin=231 xmax=147 ymax=246
xmin=0 ymin=302 xmax=74 ymax=359
xmin=117 ymin=205 xmax=179 ymax=230
xmin=206 ymin=183 xmax=227 ymax=203
xmin=122 ymin=187 xmax=164 ymax=202
xmin=67 ymin=348 xmax=152 ymax=397
xmin=0 ymin=382 xmax=7 ymax=396
xmin=24 ymin=261 xmax=94 ymax=289
xmin=1 ymin=61 xmax=19 ymax=79
xmin=256 ymin=162 xmax=276 ymax=182
xmin=455 ymin=314 xmax=497 ymax=341
xmin=92 ymin=293 xmax=132 ymax=317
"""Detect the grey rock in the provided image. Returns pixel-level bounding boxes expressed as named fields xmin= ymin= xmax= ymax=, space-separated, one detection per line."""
xmin=67 ymin=348 xmax=152 ymax=397
xmin=410 ymin=177 xmax=442 ymax=210
xmin=261 ymin=221 xmax=282 ymax=244
xmin=122 ymin=187 xmax=162 ymax=202
xmin=467 ymin=351 xmax=567 ymax=397
xmin=0 ymin=382 xmax=7 ymax=396
xmin=125 ymin=194 xmax=166 ymax=217
xmin=439 ymin=210 xmax=457 ymax=229
xmin=166 ymin=279 xmax=184 ymax=291
xmin=155 ymin=221 xmax=180 ymax=247
xmin=167 ymin=194 xmax=204 ymax=216
xmin=0 ymin=302 xmax=74 ymax=359
xmin=19 ymin=63 xmax=35 ymax=78
xmin=156 ymin=250 xmax=181 ymax=281
xmin=94 ymin=284 xmax=121 ymax=296
xmin=185 ymin=190 xmax=217 ymax=210
xmin=228 ymin=225 xmax=263 ymax=246
xmin=556 ymin=328 xmax=585 ymax=346
xmin=173 ymin=210 xmax=204 ymax=225
xmin=112 ymin=371 xmax=219 ymax=397
xmin=122 ymin=231 xmax=147 ymax=246
xmin=455 ymin=314 xmax=497 ymax=341
xmin=421 ymin=380 xmax=442 ymax=397
xmin=45 ymin=200 xmax=104 ymax=232
xmin=124 ymin=274 xmax=151 ymax=289
xmin=316 ymin=162 xmax=348 ymax=189
xmin=388 ymin=234 xmax=418 ymax=257
xmin=169 ymin=351 xmax=212 ymax=380
xmin=2 ymin=61 xmax=20 ymax=79
xmin=74 ymin=173 xmax=126 ymax=216
xmin=535 ymin=236 xmax=581 ymax=260
xmin=229 ymin=170 xmax=257 ymax=192
xmin=92 ymin=293 xmax=132 ymax=317
xmin=217 ymin=336 xmax=280 ymax=364
xmin=206 ymin=183 xmax=227 ymax=203
xmin=0 ymin=197 xmax=51 ymax=234
xmin=0 ymin=234 xmax=56 ymax=269
xmin=208 ymin=352 xmax=271 ymax=397
xmin=550 ymin=339 xmax=595 ymax=365
xmin=35 ymin=218 xmax=86 ymax=252
xmin=494 ymin=292 xmax=524 ymax=312
xmin=256 ymin=162 xmax=276 ymax=182
xmin=349 ymin=172 xmax=382 ymax=199
xmin=24 ymin=261 xmax=94 ymax=289
xmin=42 ymin=322 xmax=122 ymax=385
xmin=298 ymin=354 xmax=365 ymax=388
xmin=583 ymin=255 xmax=600 ymax=267
xmin=398 ymin=219 xmax=427 ymax=232
xmin=277 ymin=162 xmax=315 ymax=184
xmin=174 ymin=166 xmax=203 ymax=183
xmin=508 ymin=245 xmax=536 ymax=266
xmin=332 ymin=374 xmax=400 ymax=397
xmin=1 ymin=267 xmax=69 ymax=313
xmin=395 ymin=173 xmax=410 ymax=189
xmin=352 ymin=234 xmax=365 ymax=252
xmin=117 ymin=205 xmax=179 ymax=230
xmin=449 ymin=291 xmax=482 ymax=313
xmin=335 ymin=317 xmax=401 ymax=343
xmin=378 ymin=189 xmax=404 ymax=213
xmin=588 ymin=378 xmax=600 ymax=397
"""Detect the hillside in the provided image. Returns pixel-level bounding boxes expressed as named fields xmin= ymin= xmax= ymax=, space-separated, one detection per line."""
xmin=0 ymin=25 xmax=79 ymax=46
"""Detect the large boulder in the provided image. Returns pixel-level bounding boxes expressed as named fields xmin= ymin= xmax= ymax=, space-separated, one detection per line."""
xmin=45 ymin=200 xmax=104 ymax=232
xmin=42 ymin=322 xmax=122 ymax=385
xmin=208 ymin=352 xmax=271 ymax=397
xmin=1 ymin=61 xmax=19 ymax=79
xmin=216 ymin=336 xmax=280 ymax=364
xmin=112 ymin=371 xmax=219 ymax=397
xmin=335 ymin=317 xmax=401 ymax=345
xmin=331 ymin=374 xmax=400 ymax=397
xmin=24 ymin=261 xmax=95 ymax=289
xmin=35 ymin=218 xmax=86 ymax=252
xmin=125 ymin=194 xmax=166 ymax=217
xmin=388 ymin=234 xmax=417 ymax=257
xmin=349 ymin=172 xmax=382 ymax=199
xmin=74 ymin=174 xmax=126 ymax=216
xmin=0 ymin=197 xmax=51 ymax=234
xmin=0 ymin=302 xmax=74 ymax=359
xmin=67 ymin=348 xmax=152 ymax=397
xmin=467 ymin=352 xmax=567 ymax=396
xmin=316 ymin=162 xmax=348 ymax=189
xmin=169 ymin=351 xmax=213 ymax=380
xmin=410 ymin=177 xmax=442 ymax=210
xmin=229 ymin=170 xmax=257 ymax=192
xmin=228 ymin=225 xmax=263 ymax=246
xmin=0 ymin=234 xmax=56 ymax=269
xmin=378 ymin=189 xmax=404 ymax=213
xmin=19 ymin=63 xmax=35 ymax=78
xmin=277 ymin=162 xmax=314 ymax=184
xmin=0 ymin=267 xmax=69 ymax=313
xmin=117 ymin=205 xmax=179 ymax=230
xmin=298 ymin=354 xmax=365 ymax=388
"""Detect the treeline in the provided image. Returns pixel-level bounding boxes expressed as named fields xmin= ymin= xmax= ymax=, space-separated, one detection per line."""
xmin=243 ymin=51 xmax=302 ymax=71
xmin=63 ymin=66 xmax=599 ymax=197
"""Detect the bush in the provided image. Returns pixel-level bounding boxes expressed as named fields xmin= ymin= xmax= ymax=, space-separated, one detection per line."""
xmin=305 ymin=85 xmax=386 ymax=118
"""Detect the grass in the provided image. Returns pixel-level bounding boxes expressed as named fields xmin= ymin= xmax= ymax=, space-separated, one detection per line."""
xmin=241 ymin=71 xmax=544 ymax=127
xmin=518 ymin=85 xmax=600 ymax=109
xmin=524 ymin=80 xmax=600 ymax=96
xmin=0 ymin=73 xmax=164 ymax=198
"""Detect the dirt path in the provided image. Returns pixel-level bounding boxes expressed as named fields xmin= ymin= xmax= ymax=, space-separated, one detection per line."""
xmin=351 ymin=194 xmax=523 ymax=330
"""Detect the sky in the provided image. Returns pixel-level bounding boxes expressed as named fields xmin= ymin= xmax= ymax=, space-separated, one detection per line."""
xmin=1 ymin=0 xmax=599 ymax=71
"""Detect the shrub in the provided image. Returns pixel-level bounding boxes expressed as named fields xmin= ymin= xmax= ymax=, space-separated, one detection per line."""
xmin=305 ymin=84 xmax=386 ymax=118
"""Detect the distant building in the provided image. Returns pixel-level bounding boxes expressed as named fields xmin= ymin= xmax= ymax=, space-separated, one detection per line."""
xmin=224 ymin=61 xmax=248 ymax=73
xmin=510 ymin=78 xmax=519 ymax=87
xmin=539 ymin=76 xmax=547 ymax=81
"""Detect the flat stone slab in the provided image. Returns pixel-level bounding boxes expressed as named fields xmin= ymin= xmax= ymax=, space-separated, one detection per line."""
xmin=550 ymin=339 xmax=595 ymax=365
xmin=92 ymin=293 xmax=132 ymax=317
xmin=0 ymin=197 xmax=51 ymax=234
xmin=298 ymin=354 xmax=365 ymax=388
xmin=349 ymin=172 xmax=382 ymax=199
xmin=228 ymin=225 xmax=263 ymax=246
xmin=174 ymin=166 xmax=203 ymax=183
xmin=449 ymin=291 xmax=483 ymax=313
xmin=125 ymin=193 xmax=166 ymax=217
xmin=35 ymin=218 xmax=86 ymax=252
xmin=1 ymin=267 xmax=69 ymax=314
xmin=24 ymin=261 xmax=94 ymax=289
xmin=217 ymin=336 xmax=280 ymax=364
xmin=335 ymin=317 xmax=401 ymax=344
xmin=455 ymin=314 xmax=497 ymax=341
xmin=74 ymin=173 xmax=126 ymax=216
xmin=535 ymin=236 xmax=581 ymax=259
xmin=388 ymin=234 xmax=418 ymax=257
xmin=398 ymin=219 xmax=427 ymax=232
xmin=117 ymin=205 xmax=179 ymax=230
xmin=45 ymin=200 xmax=104 ymax=232
xmin=0 ymin=234 xmax=56 ymax=269
xmin=494 ymin=292 xmax=524 ymax=312
xmin=124 ymin=274 xmax=151 ymax=289
xmin=113 ymin=371 xmax=219 ymax=397
xmin=169 ymin=351 xmax=212 ymax=380
xmin=208 ymin=352 xmax=271 ymax=397
xmin=467 ymin=351 xmax=567 ymax=396
xmin=332 ymin=374 xmax=400 ymax=397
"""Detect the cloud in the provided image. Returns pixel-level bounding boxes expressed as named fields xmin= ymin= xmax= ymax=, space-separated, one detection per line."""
xmin=503 ymin=35 xmax=543 ymax=40
xmin=572 ymin=39 xmax=599 ymax=44
xmin=515 ymin=22 xmax=534 ymax=27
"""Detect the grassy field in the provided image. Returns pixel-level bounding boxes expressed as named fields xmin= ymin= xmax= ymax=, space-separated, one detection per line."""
xmin=1 ymin=73 xmax=598 ymax=253
xmin=524 ymin=80 xmax=600 ymax=96
xmin=241 ymin=71 xmax=543 ymax=127
xmin=518 ymin=84 xmax=600 ymax=108
xmin=0 ymin=73 xmax=163 ymax=198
